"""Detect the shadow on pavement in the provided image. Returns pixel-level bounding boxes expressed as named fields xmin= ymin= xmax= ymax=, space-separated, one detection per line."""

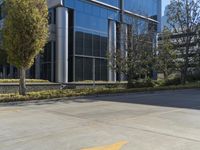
xmin=86 ymin=89 xmax=200 ymax=110
xmin=0 ymin=97 xmax=98 ymax=107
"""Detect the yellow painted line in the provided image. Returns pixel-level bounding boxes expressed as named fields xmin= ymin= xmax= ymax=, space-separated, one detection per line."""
xmin=81 ymin=141 xmax=128 ymax=150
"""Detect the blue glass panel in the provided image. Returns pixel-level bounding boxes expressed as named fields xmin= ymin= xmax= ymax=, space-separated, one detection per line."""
xmin=97 ymin=0 xmax=119 ymax=7
xmin=124 ymin=0 xmax=159 ymax=19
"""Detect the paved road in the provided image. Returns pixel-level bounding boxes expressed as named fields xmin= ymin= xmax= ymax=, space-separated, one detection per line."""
xmin=0 ymin=89 xmax=200 ymax=150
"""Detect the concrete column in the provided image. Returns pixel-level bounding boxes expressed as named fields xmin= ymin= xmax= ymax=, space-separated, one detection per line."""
xmin=108 ymin=20 xmax=117 ymax=82
xmin=56 ymin=7 xmax=68 ymax=83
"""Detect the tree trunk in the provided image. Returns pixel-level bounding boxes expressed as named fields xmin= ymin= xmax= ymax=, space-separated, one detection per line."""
xmin=2 ymin=66 xmax=6 ymax=79
xmin=145 ymin=73 xmax=148 ymax=79
xmin=19 ymin=68 xmax=26 ymax=95
xmin=181 ymin=39 xmax=190 ymax=85
xmin=164 ymin=72 xmax=168 ymax=80
xmin=181 ymin=69 xmax=186 ymax=84
xmin=181 ymin=49 xmax=189 ymax=85
xmin=127 ymin=73 xmax=132 ymax=88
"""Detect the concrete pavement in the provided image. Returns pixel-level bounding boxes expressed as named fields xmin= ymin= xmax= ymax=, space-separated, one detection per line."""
xmin=0 ymin=89 xmax=200 ymax=150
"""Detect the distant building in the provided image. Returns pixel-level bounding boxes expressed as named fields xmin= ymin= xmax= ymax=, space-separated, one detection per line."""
xmin=161 ymin=5 xmax=171 ymax=30
xmin=158 ymin=29 xmax=200 ymax=73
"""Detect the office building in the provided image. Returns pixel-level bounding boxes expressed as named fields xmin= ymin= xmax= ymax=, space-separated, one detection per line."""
xmin=0 ymin=0 xmax=161 ymax=83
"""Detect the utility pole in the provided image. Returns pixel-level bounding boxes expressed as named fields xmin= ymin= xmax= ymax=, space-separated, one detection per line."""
xmin=120 ymin=0 xmax=124 ymax=23
xmin=93 ymin=58 xmax=95 ymax=87
xmin=119 ymin=0 xmax=126 ymax=81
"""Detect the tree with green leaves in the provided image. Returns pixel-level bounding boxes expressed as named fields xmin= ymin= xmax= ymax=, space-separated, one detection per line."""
xmin=3 ymin=0 xmax=48 ymax=95
xmin=167 ymin=0 xmax=200 ymax=84
xmin=156 ymin=27 xmax=177 ymax=80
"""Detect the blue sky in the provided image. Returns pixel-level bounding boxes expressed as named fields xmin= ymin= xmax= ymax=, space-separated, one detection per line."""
xmin=162 ymin=0 xmax=170 ymax=15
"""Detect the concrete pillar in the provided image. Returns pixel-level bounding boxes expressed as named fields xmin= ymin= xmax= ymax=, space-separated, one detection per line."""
xmin=56 ymin=7 xmax=68 ymax=83
xmin=108 ymin=20 xmax=117 ymax=82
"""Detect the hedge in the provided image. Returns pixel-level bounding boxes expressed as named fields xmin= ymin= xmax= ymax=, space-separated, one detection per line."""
xmin=0 ymin=82 xmax=199 ymax=103
xmin=0 ymin=79 xmax=49 ymax=83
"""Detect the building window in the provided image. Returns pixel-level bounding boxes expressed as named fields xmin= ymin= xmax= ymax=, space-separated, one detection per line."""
xmin=84 ymin=33 xmax=93 ymax=56
xmin=48 ymin=8 xmax=56 ymax=25
xmin=75 ymin=31 xmax=84 ymax=55
xmin=40 ymin=42 xmax=55 ymax=82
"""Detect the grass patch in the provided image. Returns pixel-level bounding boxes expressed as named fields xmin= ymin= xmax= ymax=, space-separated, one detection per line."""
xmin=0 ymin=79 xmax=49 ymax=83
xmin=0 ymin=82 xmax=199 ymax=103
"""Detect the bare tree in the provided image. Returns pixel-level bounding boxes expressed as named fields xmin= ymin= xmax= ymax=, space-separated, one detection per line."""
xmin=167 ymin=0 xmax=200 ymax=84
xmin=156 ymin=27 xmax=177 ymax=80
xmin=109 ymin=18 xmax=156 ymax=87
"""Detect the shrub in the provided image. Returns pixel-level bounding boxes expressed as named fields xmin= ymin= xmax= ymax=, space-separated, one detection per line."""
xmin=0 ymin=79 xmax=49 ymax=83
xmin=161 ymin=77 xmax=181 ymax=86
xmin=0 ymin=83 xmax=200 ymax=103
xmin=127 ymin=78 xmax=155 ymax=88
xmin=187 ymin=73 xmax=200 ymax=82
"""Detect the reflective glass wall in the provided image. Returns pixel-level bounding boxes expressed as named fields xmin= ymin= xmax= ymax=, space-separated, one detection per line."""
xmin=124 ymin=0 xmax=158 ymax=18
xmin=0 ymin=0 xmax=161 ymax=82
xmin=62 ymin=0 xmax=161 ymax=82
xmin=64 ymin=0 xmax=120 ymax=81
xmin=96 ymin=0 xmax=119 ymax=7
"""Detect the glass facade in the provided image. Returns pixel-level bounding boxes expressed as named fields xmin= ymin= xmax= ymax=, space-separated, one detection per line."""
xmin=40 ymin=0 xmax=161 ymax=82
xmin=96 ymin=0 xmax=119 ymax=7
xmin=40 ymin=42 xmax=56 ymax=81
xmin=124 ymin=0 xmax=158 ymax=18
xmin=65 ymin=0 xmax=120 ymax=81
xmin=0 ymin=0 xmax=161 ymax=82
